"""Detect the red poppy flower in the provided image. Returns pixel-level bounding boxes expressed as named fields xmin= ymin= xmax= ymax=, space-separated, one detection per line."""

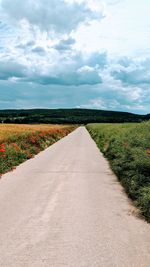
xmin=0 ymin=144 xmax=5 ymax=153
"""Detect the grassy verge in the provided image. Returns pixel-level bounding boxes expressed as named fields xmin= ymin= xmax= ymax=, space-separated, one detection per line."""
xmin=0 ymin=124 xmax=77 ymax=176
xmin=86 ymin=122 xmax=150 ymax=221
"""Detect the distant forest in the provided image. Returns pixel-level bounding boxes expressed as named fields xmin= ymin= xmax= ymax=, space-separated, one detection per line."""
xmin=0 ymin=109 xmax=149 ymax=124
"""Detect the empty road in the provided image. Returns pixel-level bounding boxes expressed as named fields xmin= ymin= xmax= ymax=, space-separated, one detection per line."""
xmin=0 ymin=127 xmax=150 ymax=267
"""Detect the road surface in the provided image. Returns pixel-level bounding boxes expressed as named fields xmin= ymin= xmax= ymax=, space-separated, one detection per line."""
xmin=0 ymin=127 xmax=149 ymax=267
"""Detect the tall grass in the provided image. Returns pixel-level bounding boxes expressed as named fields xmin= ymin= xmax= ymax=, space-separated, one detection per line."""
xmin=87 ymin=122 xmax=150 ymax=221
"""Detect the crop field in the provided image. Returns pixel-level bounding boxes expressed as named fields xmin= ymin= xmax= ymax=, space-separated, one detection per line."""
xmin=0 ymin=124 xmax=76 ymax=176
xmin=87 ymin=122 xmax=150 ymax=221
xmin=0 ymin=124 xmax=68 ymax=142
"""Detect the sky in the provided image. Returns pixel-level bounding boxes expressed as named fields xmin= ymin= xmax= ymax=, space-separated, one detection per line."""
xmin=0 ymin=0 xmax=150 ymax=114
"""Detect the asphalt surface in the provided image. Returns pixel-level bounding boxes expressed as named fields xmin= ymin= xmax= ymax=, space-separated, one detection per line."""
xmin=0 ymin=126 xmax=150 ymax=267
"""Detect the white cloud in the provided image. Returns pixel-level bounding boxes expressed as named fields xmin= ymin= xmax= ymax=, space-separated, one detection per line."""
xmin=1 ymin=0 xmax=104 ymax=34
xmin=0 ymin=0 xmax=150 ymax=114
xmin=78 ymin=98 xmax=107 ymax=109
xmin=74 ymin=0 xmax=150 ymax=56
xmin=78 ymin=97 xmax=145 ymax=112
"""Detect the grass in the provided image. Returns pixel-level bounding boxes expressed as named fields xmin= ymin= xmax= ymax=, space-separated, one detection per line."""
xmin=0 ymin=124 xmax=77 ymax=176
xmin=86 ymin=122 xmax=150 ymax=221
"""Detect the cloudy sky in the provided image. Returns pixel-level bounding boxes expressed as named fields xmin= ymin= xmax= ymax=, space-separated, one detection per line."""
xmin=0 ymin=0 xmax=150 ymax=113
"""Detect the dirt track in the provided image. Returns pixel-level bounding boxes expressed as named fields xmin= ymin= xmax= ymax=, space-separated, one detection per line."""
xmin=0 ymin=127 xmax=149 ymax=267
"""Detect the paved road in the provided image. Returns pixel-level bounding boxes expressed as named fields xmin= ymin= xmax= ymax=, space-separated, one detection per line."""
xmin=0 ymin=127 xmax=149 ymax=267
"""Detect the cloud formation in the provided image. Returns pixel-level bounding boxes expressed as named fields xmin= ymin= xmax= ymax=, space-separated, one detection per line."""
xmin=0 ymin=40 xmax=105 ymax=86
xmin=0 ymin=0 xmax=150 ymax=114
xmin=53 ymin=38 xmax=76 ymax=51
xmin=1 ymin=0 xmax=103 ymax=33
xmin=111 ymin=58 xmax=150 ymax=85
xmin=0 ymin=61 xmax=26 ymax=80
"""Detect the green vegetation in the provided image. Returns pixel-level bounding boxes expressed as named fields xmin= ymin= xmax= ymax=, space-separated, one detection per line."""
xmin=0 ymin=125 xmax=76 ymax=176
xmin=0 ymin=108 xmax=149 ymax=124
xmin=86 ymin=122 xmax=150 ymax=221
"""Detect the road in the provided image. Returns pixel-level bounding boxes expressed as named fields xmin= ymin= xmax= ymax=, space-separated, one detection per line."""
xmin=0 ymin=127 xmax=149 ymax=267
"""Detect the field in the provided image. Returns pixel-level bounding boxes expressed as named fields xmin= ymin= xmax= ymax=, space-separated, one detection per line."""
xmin=0 ymin=124 xmax=76 ymax=175
xmin=0 ymin=124 xmax=68 ymax=142
xmin=87 ymin=122 xmax=150 ymax=221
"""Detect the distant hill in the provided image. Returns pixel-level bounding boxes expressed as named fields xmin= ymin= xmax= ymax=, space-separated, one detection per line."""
xmin=0 ymin=108 xmax=149 ymax=124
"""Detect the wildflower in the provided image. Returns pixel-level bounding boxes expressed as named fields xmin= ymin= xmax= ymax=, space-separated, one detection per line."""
xmin=146 ymin=149 xmax=150 ymax=154
xmin=0 ymin=144 xmax=5 ymax=153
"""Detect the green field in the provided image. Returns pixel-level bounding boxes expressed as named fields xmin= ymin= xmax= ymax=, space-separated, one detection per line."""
xmin=87 ymin=122 xmax=150 ymax=221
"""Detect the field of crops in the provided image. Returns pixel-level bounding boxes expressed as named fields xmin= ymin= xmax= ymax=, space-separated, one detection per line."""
xmin=0 ymin=124 xmax=68 ymax=142
xmin=87 ymin=122 xmax=150 ymax=221
xmin=0 ymin=124 xmax=76 ymax=176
